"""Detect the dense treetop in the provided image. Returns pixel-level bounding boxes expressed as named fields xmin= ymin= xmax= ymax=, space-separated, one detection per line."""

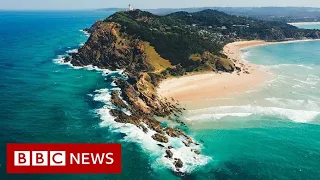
xmin=101 ymin=9 xmax=319 ymax=73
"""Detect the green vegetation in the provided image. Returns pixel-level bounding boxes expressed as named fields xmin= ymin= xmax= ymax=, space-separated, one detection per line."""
xmin=104 ymin=9 xmax=319 ymax=76
xmin=143 ymin=42 xmax=172 ymax=73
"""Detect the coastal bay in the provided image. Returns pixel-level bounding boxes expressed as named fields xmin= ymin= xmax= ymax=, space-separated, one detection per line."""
xmin=157 ymin=40 xmax=271 ymax=102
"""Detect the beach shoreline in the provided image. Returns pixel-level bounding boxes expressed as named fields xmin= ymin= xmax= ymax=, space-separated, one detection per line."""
xmin=157 ymin=40 xmax=272 ymax=102
xmin=288 ymin=22 xmax=320 ymax=25
xmin=157 ymin=39 xmax=320 ymax=103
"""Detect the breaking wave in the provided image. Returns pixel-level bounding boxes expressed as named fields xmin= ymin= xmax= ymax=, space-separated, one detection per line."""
xmin=94 ymin=86 xmax=210 ymax=173
xmin=187 ymin=105 xmax=320 ymax=123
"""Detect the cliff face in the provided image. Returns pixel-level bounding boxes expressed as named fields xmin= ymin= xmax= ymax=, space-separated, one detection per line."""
xmin=66 ymin=18 xmax=201 ymax=175
xmin=70 ymin=22 xmax=151 ymax=72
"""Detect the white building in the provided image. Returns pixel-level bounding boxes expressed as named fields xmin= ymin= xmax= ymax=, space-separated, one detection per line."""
xmin=128 ymin=4 xmax=133 ymax=11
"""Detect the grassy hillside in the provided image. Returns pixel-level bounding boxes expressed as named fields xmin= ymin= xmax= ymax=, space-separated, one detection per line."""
xmin=105 ymin=9 xmax=319 ymax=75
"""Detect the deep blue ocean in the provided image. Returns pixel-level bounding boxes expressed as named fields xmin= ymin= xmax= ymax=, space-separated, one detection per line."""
xmin=0 ymin=10 xmax=160 ymax=180
xmin=1 ymin=11 xmax=320 ymax=180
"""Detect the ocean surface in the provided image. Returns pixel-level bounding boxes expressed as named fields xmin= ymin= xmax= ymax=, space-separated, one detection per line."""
xmin=1 ymin=11 xmax=320 ymax=180
xmin=293 ymin=23 xmax=320 ymax=30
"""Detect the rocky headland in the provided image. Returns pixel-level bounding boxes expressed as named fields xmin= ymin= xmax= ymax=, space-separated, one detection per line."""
xmin=65 ymin=17 xmax=202 ymax=175
xmin=63 ymin=9 xmax=319 ymax=175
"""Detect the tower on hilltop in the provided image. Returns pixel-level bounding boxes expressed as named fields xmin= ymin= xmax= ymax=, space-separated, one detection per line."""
xmin=128 ymin=4 xmax=133 ymax=11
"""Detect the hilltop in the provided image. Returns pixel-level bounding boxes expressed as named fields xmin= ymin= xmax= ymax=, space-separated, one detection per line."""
xmin=74 ymin=9 xmax=319 ymax=77
xmin=100 ymin=7 xmax=320 ymax=22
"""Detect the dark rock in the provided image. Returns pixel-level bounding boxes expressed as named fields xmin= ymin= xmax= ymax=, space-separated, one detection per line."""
xmin=63 ymin=56 xmax=71 ymax=62
xmin=165 ymin=150 xmax=173 ymax=158
xmin=83 ymin=28 xmax=91 ymax=33
xmin=165 ymin=127 xmax=180 ymax=137
xmin=152 ymin=133 xmax=169 ymax=143
xmin=157 ymin=144 xmax=165 ymax=148
xmin=192 ymin=149 xmax=201 ymax=155
xmin=140 ymin=124 xmax=149 ymax=133
xmin=174 ymin=159 xmax=183 ymax=168
xmin=175 ymin=171 xmax=185 ymax=177
xmin=110 ymin=91 xmax=128 ymax=109
xmin=183 ymin=141 xmax=190 ymax=147
xmin=183 ymin=137 xmax=193 ymax=147
xmin=168 ymin=146 xmax=173 ymax=149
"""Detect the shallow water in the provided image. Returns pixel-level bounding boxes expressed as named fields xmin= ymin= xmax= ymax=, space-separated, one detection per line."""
xmin=292 ymin=23 xmax=320 ymax=30
xmin=183 ymin=40 xmax=320 ymax=179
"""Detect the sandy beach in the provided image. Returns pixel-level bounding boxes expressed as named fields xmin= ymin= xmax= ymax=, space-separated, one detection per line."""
xmin=157 ymin=40 xmax=272 ymax=102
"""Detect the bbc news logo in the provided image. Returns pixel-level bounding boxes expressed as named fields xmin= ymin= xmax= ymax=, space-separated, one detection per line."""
xmin=7 ymin=144 xmax=121 ymax=174
xmin=14 ymin=151 xmax=66 ymax=166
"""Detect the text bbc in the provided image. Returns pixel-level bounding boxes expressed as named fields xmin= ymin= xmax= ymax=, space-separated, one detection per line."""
xmin=14 ymin=151 xmax=114 ymax=166
xmin=7 ymin=144 xmax=121 ymax=174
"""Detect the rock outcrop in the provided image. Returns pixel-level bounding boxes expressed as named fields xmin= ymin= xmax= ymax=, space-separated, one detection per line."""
xmin=165 ymin=149 xmax=173 ymax=158
xmin=174 ymin=158 xmax=184 ymax=168
xmin=152 ymin=133 xmax=169 ymax=143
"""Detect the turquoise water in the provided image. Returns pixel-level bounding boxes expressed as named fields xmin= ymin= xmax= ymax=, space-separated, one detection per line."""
xmin=1 ymin=11 xmax=320 ymax=180
xmin=183 ymin=40 xmax=320 ymax=179
xmin=293 ymin=23 xmax=320 ymax=30
xmin=0 ymin=11 xmax=163 ymax=180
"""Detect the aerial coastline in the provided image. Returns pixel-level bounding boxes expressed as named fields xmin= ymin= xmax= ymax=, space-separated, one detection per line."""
xmin=62 ymin=9 xmax=320 ymax=175
xmin=158 ymin=38 xmax=320 ymax=103
xmin=157 ymin=40 xmax=271 ymax=102
xmin=2 ymin=4 xmax=320 ymax=180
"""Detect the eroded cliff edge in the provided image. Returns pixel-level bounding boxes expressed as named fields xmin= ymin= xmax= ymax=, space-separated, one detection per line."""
xmin=65 ymin=21 xmax=205 ymax=175
xmin=64 ymin=9 xmax=319 ymax=174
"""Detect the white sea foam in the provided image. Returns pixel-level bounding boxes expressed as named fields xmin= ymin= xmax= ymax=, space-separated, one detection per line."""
xmin=269 ymin=64 xmax=313 ymax=70
xmin=186 ymin=113 xmax=253 ymax=121
xmin=66 ymin=48 xmax=78 ymax=54
xmin=52 ymin=55 xmax=72 ymax=66
xmin=94 ymin=87 xmax=210 ymax=173
xmin=265 ymin=98 xmax=320 ymax=110
xmin=53 ymin=55 xmax=125 ymax=76
xmin=111 ymin=81 xmax=117 ymax=87
xmin=187 ymin=105 xmax=320 ymax=123
xmin=79 ymin=29 xmax=90 ymax=37
xmin=292 ymin=84 xmax=303 ymax=88
xmin=293 ymin=78 xmax=318 ymax=85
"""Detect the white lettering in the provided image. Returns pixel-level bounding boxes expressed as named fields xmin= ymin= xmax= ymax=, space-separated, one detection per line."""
xmin=70 ymin=153 xmax=80 ymax=164
xmin=82 ymin=153 xmax=90 ymax=164
xmin=91 ymin=153 xmax=104 ymax=164
xmin=105 ymin=153 xmax=114 ymax=165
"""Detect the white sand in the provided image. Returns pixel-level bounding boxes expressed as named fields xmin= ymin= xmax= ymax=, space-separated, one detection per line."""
xmin=157 ymin=40 xmax=272 ymax=102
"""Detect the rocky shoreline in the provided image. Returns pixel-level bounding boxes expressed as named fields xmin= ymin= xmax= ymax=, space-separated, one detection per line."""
xmin=64 ymin=20 xmax=205 ymax=175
